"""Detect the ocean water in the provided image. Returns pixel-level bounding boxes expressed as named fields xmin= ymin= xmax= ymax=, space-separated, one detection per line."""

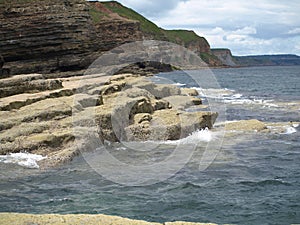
xmin=0 ymin=66 xmax=299 ymax=224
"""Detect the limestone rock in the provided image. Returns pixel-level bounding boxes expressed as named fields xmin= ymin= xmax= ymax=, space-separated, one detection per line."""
xmin=181 ymin=88 xmax=199 ymax=96
xmin=163 ymin=95 xmax=202 ymax=110
xmin=125 ymin=109 xmax=218 ymax=141
xmin=0 ymin=79 xmax=63 ymax=98
xmin=152 ymin=84 xmax=182 ymax=98
xmin=152 ymin=99 xmax=171 ymax=110
xmin=0 ymin=213 xmax=217 ymax=225
xmin=0 ymin=73 xmax=219 ymax=167
xmin=225 ymin=119 xmax=268 ymax=132
xmin=0 ymin=213 xmax=160 ymax=225
xmin=134 ymin=113 xmax=152 ymax=124
xmin=124 ymin=87 xmax=155 ymax=99
xmin=73 ymin=93 xmax=103 ymax=110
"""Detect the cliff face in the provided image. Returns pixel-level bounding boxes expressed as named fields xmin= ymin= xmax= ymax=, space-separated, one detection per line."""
xmin=89 ymin=2 xmax=144 ymax=51
xmin=0 ymin=0 xmax=99 ymax=75
xmin=211 ymin=48 xmax=236 ymax=67
xmin=0 ymin=0 xmax=146 ymax=75
xmin=94 ymin=20 xmax=143 ymax=51
xmin=0 ymin=0 xmax=221 ymax=75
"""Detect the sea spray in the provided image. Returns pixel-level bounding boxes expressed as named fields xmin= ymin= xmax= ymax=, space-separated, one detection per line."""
xmin=285 ymin=126 xmax=297 ymax=134
xmin=0 ymin=152 xmax=46 ymax=169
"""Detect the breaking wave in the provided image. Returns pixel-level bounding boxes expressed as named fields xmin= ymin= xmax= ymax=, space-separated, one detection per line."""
xmin=0 ymin=152 xmax=46 ymax=169
xmin=192 ymin=87 xmax=280 ymax=108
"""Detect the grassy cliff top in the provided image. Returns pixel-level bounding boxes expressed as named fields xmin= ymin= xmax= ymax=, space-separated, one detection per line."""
xmin=88 ymin=1 xmax=209 ymax=45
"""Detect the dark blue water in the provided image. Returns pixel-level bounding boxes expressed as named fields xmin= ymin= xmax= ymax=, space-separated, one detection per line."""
xmin=0 ymin=66 xmax=299 ymax=224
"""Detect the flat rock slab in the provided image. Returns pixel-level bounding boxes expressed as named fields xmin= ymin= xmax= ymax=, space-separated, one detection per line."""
xmin=225 ymin=119 xmax=267 ymax=132
xmin=0 ymin=213 xmax=217 ymax=225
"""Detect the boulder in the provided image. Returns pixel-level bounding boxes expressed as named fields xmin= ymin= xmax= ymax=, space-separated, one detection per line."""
xmin=152 ymin=84 xmax=182 ymax=98
xmin=152 ymin=99 xmax=171 ymax=110
xmin=125 ymin=109 xmax=218 ymax=141
xmin=181 ymin=88 xmax=199 ymax=96
xmin=125 ymin=77 xmax=182 ymax=99
xmin=124 ymin=87 xmax=155 ymax=99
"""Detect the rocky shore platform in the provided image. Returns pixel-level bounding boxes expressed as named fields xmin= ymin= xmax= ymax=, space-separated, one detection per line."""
xmin=0 ymin=71 xmax=217 ymax=168
xmin=0 ymin=213 xmax=217 ymax=225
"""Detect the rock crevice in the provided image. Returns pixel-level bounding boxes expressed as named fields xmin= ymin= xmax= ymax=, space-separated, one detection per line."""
xmin=0 ymin=72 xmax=218 ymax=168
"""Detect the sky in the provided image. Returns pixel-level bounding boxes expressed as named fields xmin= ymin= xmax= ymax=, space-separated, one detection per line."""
xmin=100 ymin=0 xmax=300 ymax=56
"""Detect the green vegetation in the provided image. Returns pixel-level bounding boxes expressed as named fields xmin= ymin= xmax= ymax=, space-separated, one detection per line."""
xmin=101 ymin=1 xmax=165 ymax=39
xmin=87 ymin=1 xmax=222 ymax=65
xmin=164 ymin=30 xmax=201 ymax=44
xmin=212 ymin=48 xmax=230 ymax=51
xmin=200 ymin=52 xmax=220 ymax=64
xmin=89 ymin=7 xmax=107 ymax=23
xmin=88 ymin=1 xmax=210 ymax=47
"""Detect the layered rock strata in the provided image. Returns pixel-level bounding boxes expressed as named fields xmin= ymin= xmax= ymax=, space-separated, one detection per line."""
xmin=0 ymin=0 xmax=220 ymax=76
xmin=0 ymin=72 xmax=217 ymax=168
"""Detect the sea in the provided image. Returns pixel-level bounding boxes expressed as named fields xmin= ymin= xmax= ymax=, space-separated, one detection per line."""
xmin=0 ymin=66 xmax=299 ymax=225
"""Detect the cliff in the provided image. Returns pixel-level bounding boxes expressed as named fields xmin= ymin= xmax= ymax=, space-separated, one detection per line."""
xmin=211 ymin=48 xmax=236 ymax=67
xmin=0 ymin=0 xmax=222 ymax=76
xmin=0 ymin=0 xmax=99 ymax=75
xmin=92 ymin=1 xmax=218 ymax=63
xmin=233 ymin=54 xmax=300 ymax=67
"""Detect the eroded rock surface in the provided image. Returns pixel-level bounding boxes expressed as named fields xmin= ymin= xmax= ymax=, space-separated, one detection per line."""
xmin=0 ymin=73 xmax=217 ymax=168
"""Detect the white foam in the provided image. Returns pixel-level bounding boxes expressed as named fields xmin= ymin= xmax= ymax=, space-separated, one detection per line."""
xmin=182 ymin=128 xmax=213 ymax=143
xmin=192 ymin=87 xmax=280 ymax=109
xmin=285 ymin=127 xmax=297 ymax=134
xmin=192 ymin=87 xmax=235 ymax=99
xmin=173 ymin=83 xmax=186 ymax=87
xmin=163 ymin=128 xmax=213 ymax=145
xmin=0 ymin=152 xmax=46 ymax=169
xmin=232 ymin=93 xmax=243 ymax=99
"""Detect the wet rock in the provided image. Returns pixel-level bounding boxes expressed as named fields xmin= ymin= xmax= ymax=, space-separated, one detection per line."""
xmin=125 ymin=109 xmax=218 ymax=141
xmin=225 ymin=119 xmax=268 ymax=132
xmin=181 ymin=88 xmax=199 ymax=96
xmin=0 ymin=73 xmax=218 ymax=167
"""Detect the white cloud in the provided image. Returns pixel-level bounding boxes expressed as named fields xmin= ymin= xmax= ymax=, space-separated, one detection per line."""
xmin=151 ymin=0 xmax=300 ymax=55
xmin=287 ymin=28 xmax=300 ymax=35
xmin=194 ymin=26 xmax=300 ymax=56
xmin=101 ymin=0 xmax=186 ymax=18
xmin=232 ymin=27 xmax=257 ymax=35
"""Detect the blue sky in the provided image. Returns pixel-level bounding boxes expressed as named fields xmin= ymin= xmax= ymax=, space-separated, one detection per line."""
xmin=100 ymin=0 xmax=300 ymax=56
